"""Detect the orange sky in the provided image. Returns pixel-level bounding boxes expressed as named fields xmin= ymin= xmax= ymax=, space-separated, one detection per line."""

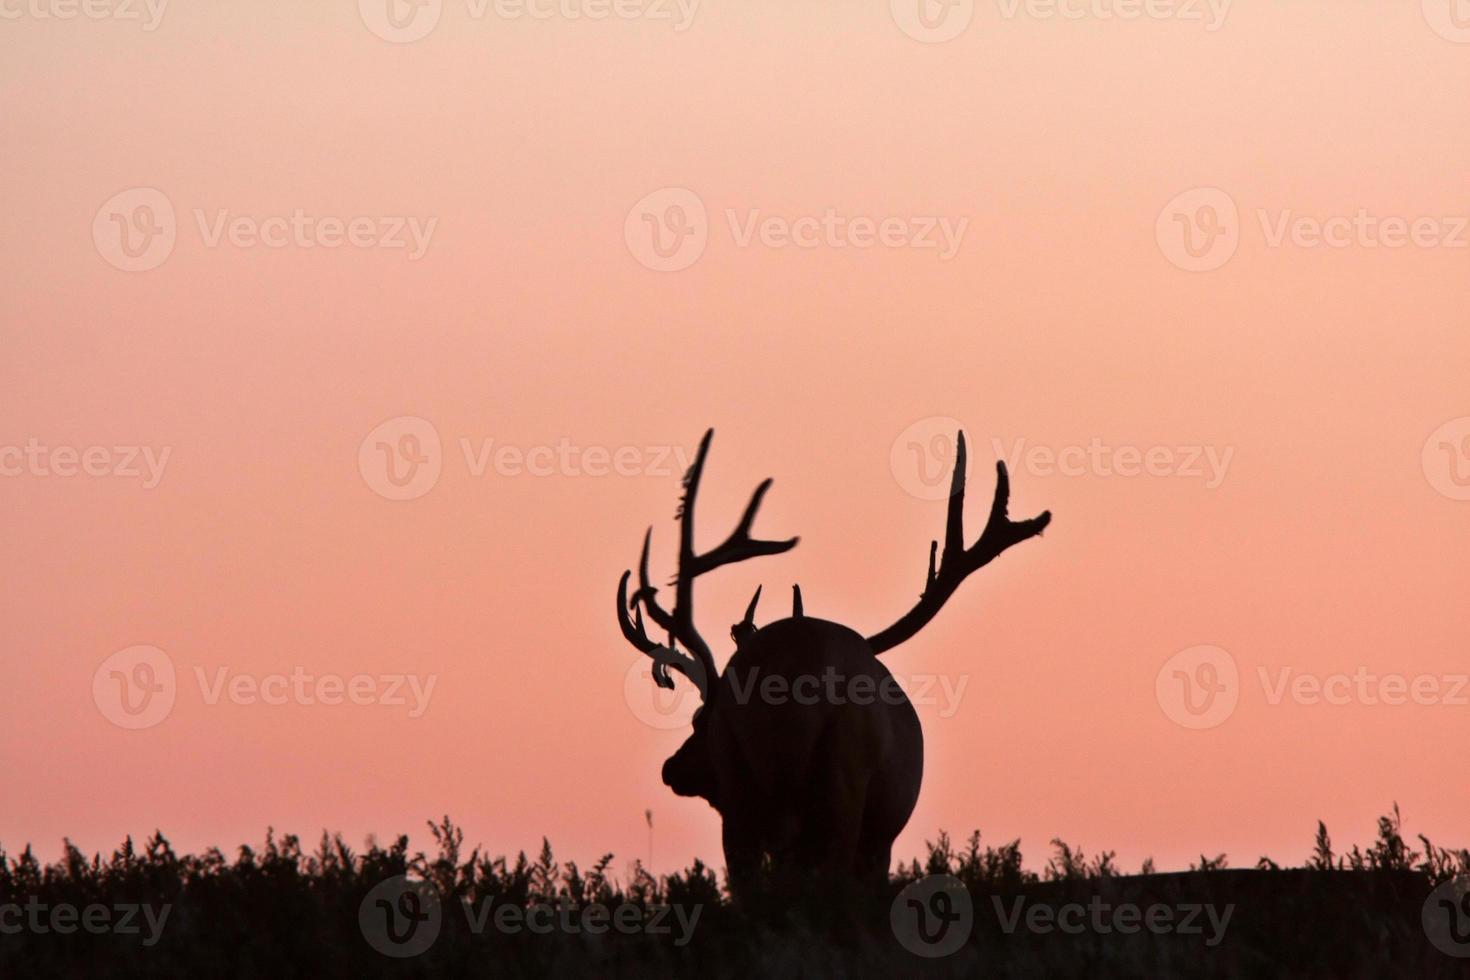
xmin=2 ymin=2 xmax=1467 ymax=876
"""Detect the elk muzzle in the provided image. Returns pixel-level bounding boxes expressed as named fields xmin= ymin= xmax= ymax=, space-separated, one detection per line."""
xmin=661 ymin=736 xmax=714 ymax=802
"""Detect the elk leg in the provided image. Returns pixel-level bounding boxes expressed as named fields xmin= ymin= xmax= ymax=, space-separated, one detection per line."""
xmin=855 ymin=841 xmax=893 ymax=893
xmin=797 ymin=716 xmax=872 ymax=877
xmin=856 ymin=702 xmax=922 ymax=891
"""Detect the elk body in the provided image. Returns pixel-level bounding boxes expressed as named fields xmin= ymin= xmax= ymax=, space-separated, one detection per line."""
xmin=617 ymin=430 xmax=1050 ymax=896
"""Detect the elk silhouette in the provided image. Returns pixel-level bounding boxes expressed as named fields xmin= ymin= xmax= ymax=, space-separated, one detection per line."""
xmin=616 ymin=429 xmax=1051 ymax=897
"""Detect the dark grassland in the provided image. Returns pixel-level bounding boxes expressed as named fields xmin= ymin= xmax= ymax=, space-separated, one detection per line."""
xmin=2 ymin=806 xmax=1466 ymax=978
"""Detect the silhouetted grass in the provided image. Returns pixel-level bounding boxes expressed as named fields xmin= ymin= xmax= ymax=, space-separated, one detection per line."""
xmin=1 ymin=808 xmax=1466 ymax=978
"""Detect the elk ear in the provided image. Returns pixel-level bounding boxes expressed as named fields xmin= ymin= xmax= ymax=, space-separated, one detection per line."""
xmin=792 ymin=584 xmax=804 ymax=618
xmin=731 ymin=586 xmax=762 ymax=646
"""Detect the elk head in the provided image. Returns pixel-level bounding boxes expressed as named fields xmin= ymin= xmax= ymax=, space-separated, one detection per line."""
xmin=615 ymin=430 xmax=798 ymax=798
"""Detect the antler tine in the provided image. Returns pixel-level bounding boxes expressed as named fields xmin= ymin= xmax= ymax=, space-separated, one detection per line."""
xmin=868 ymin=430 xmax=1051 ymax=655
xmin=742 ymin=585 xmax=763 ymax=626
xmin=666 ymin=430 xmax=721 ymax=684
xmin=617 ymin=570 xmax=707 ymax=697
xmin=635 ymin=527 xmax=675 ymax=635
xmin=616 ymin=571 xmax=659 ymax=653
xmin=943 ymin=432 xmax=969 ymax=561
xmin=689 ymin=478 xmax=799 ymax=576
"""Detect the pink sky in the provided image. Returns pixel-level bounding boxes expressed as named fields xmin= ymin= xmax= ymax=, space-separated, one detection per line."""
xmin=2 ymin=1 xmax=1468 ymax=876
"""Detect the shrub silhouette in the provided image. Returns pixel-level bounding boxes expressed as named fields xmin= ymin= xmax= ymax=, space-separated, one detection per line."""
xmin=1 ymin=808 xmax=1467 ymax=978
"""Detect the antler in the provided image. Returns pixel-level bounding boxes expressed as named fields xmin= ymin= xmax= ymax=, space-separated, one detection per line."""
xmin=618 ymin=429 xmax=798 ymax=700
xmin=867 ymin=431 xmax=1051 ymax=655
xmin=617 ymin=570 xmax=709 ymax=697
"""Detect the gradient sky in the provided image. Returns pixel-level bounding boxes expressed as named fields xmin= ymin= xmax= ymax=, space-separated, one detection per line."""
xmin=2 ymin=1 xmax=1468 ymax=877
